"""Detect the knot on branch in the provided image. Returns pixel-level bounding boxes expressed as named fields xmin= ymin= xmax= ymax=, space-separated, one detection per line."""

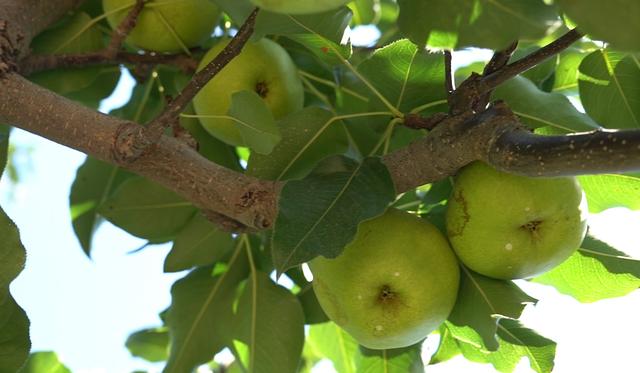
xmin=0 ymin=21 xmax=21 ymax=77
xmin=112 ymin=122 xmax=155 ymax=165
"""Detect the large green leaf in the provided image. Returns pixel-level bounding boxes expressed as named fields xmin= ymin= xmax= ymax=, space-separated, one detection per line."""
xmin=227 ymin=91 xmax=281 ymax=155
xmin=355 ymin=344 xmax=424 ymax=373
xmin=17 ymin=351 xmax=71 ymax=373
xmin=349 ymin=0 xmax=380 ymax=25
xmin=164 ymin=214 xmax=236 ymax=273
xmin=552 ymin=48 xmax=589 ymax=92
xmin=126 ymin=327 xmax=170 ymax=363
xmin=98 ymin=177 xmax=197 ymax=243
xmin=534 ymin=236 xmax=640 ymax=302
xmin=448 ymin=267 xmax=536 ymax=351
xmin=578 ymin=174 xmax=640 ymax=213
xmin=442 ymin=320 xmax=556 ymax=373
xmin=232 ymin=271 xmax=305 ymax=373
xmin=307 ymin=322 xmax=359 ymax=373
xmin=397 ymin=0 xmax=558 ymax=49
xmin=493 ymin=76 xmax=600 ymax=133
xmin=271 ymin=157 xmax=395 ymax=273
xmin=0 ymin=208 xmax=30 ymax=373
xmin=357 ymin=39 xmax=447 ymax=113
xmin=287 ymin=34 xmax=352 ymax=67
xmin=578 ymin=50 xmax=640 ymax=129
xmin=70 ymin=157 xmax=133 ymax=255
xmin=247 ymin=107 xmax=349 ymax=181
xmin=557 ymin=0 xmax=640 ymax=51
xmin=164 ymin=250 xmax=248 ymax=373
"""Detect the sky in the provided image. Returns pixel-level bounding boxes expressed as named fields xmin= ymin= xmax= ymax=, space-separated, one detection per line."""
xmin=2 ymin=27 xmax=640 ymax=373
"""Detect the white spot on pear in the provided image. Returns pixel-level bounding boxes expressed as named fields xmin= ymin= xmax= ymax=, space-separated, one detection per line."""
xmin=375 ymin=325 xmax=383 ymax=332
xmin=505 ymin=243 xmax=513 ymax=251
xmin=357 ymin=294 xmax=363 ymax=300
xmin=393 ymin=272 xmax=400 ymax=277
xmin=524 ymin=207 xmax=530 ymax=212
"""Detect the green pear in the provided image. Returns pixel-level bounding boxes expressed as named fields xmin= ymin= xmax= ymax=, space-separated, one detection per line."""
xmin=102 ymin=0 xmax=220 ymax=53
xmin=250 ymin=0 xmax=351 ymax=14
xmin=310 ymin=208 xmax=460 ymax=350
xmin=446 ymin=161 xmax=588 ymax=280
xmin=29 ymin=12 xmax=104 ymax=95
xmin=192 ymin=38 xmax=304 ymax=146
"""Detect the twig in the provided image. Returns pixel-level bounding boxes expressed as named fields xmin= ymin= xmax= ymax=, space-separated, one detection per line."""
xmin=404 ymin=112 xmax=449 ymax=130
xmin=474 ymin=41 xmax=518 ymax=111
xmin=19 ymin=50 xmax=199 ymax=75
xmin=147 ymin=8 xmax=260 ymax=137
xmin=105 ymin=0 xmax=145 ymax=58
xmin=444 ymin=50 xmax=454 ymax=94
xmin=480 ymin=29 xmax=583 ymax=91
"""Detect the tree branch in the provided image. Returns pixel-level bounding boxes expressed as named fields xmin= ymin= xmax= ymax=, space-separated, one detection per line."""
xmin=105 ymin=0 xmax=145 ymax=58
xmin=474 ymin=41 xmax=518 ymax=111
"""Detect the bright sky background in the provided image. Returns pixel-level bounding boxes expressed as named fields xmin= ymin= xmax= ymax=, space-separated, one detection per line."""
xmin=2 ymin=26 xmax=640 ymax=373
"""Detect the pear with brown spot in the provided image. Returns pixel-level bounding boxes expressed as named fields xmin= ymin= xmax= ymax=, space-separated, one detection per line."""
xmin=310 ymin=208 xmax=460 ymax=350
xmin=446 ymin=161 xmax=588 ymax=279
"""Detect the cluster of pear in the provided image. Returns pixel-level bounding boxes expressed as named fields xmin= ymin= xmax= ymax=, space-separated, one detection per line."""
xmin=312 ymin=162 xmax=588 ymax=350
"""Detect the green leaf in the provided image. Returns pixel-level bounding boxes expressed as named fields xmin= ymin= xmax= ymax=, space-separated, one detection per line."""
xmin=271 ymin=157 xmax=396 ymax=273
xmin=430 ymin=326 xmax=461 ymax=364
xmin=493 ymin=76 xmax=600 ymax=133
xmin=227 ymin=90 xmax=281 ymax=155
xmin=126 ymin=328 xmax=170 ymax=363
xmin=232 ymin=271 xmax=305 ymax=373
xmin=557 ymin=0 xmax=640 ymax=51
xmin=307 ymin=322 xmax=358 ymax=373
xmin=65 ymin=67 xmax=121 ymax=110
xmin=448 ymin=267 xmax=537 ymax=351
xmin=17 ymin=351 xmax=71 ymax=373
xmin=355 ymin=344 xmax=424 ymax=373
xmin=396 ymin=0 xmax=557 ymax=50
xmin=164 ymin=249 xmax=248 ymax=373
xmin=297 ymin=286 xmax=328 ymax=324
xmin=110 ymin=77 xmax=165 ymax=124
xmin=287 ymin=34 xmax=352 ymax=66
xmin=98 ymin=177 xmax=197 ymax=243
xmin=0 ymin=208 xmax=30 ymax=373
xmin=349 ymin=0 xmax=380 ymax=25
xmin=164 ymin=214 xmax=235 ymax=273
xmin=578 ymin=50 xmax=640 ymax=129
xmin=247 ymin=107 xmax=349 ymax=181
xmin=552 ymin=48 xmax=589 ymax=92
xmin=509 ymin=47 xmax=557 ymax=87
xmin=578 ymin=174 xmax=640 ymax=213
xmin=444 ymin=320 xmax=556 ymax=373
xmin=70 ymin=157 xmax=133 ymax=255
xmin=357 ymin=39 xmax=448 ymax=113
xmin=534 ymin=236 xmax=640 ymax=302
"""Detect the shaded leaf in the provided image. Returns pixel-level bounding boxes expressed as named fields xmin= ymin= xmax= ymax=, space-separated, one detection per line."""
xmin=98 ymin=177 xmax=197 ymax=243
xmin=297 ymin=286 xmax=328 ymax=324
xmin=534 ymin=236 xmax=640 ymax=302
xmin=397 ymin=0 xmax=557 ymax=50
xmin=578 ymin=174 xmax=640 ymax=213
xmin=17 ymin=351 xmax=71 ymax=373
xmin=227 ymin=91 xmax=281 ymax=155
xmin=164 ymin=249 xmax=248 ymax=373
xmin=0 ymin=208 xmax=30 ymax=373
xmin=70 ymin=157 xmax=133 ymax=255
xmin=247 ymin=107 xmax=349 ymax=181
xmin=355 ymin=344 xmax=424 ymax=373
xmin=0 ymin=125 xmax=9 ymax=176
xmin=164 ymin=214 xmax=236 ymax=273
xmin=271 ymin=157 xmax=395 ymax=273
xmin=552 ymin=48 xmax=589 ymax=92
xmin=287 ymin=34 xmax=352 ymax=66
xmin=579 ymin=50 xmax=640 ymax=129
xmin=557 ymin=0 xmax=640 ymax=51
xmin=429 ymin=326 xmax=461 ymax=364
xmin=232 ymin=271 xmax=305 ymax=373
xmin=126 ymin=328 xmax=170 ymax=363
xmin=493 ymin=76 xmax=600 ymax=133
xmin=349 ymin=0 xmax=380 ymax=25
xmin=448 ymin=267 xmax=537 ymax=351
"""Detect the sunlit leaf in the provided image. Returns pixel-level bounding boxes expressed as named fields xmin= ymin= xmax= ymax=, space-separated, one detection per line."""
xmin=534 ymin=236 xmax=640 ymax=302
xmin=227 ymin=91 xmax=281 ymax=155
xmin=126 ymin=328 xmax=170 ymax=363
xmin=307 ymin=322 xmax=358 ymax=373
xmin=355 ymin=344 xmax=424 ymax=373
xmin=17 ymin=351 xmax=71 ymax=373
xmin=578 ymin=174 xmax=640 ymax=213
